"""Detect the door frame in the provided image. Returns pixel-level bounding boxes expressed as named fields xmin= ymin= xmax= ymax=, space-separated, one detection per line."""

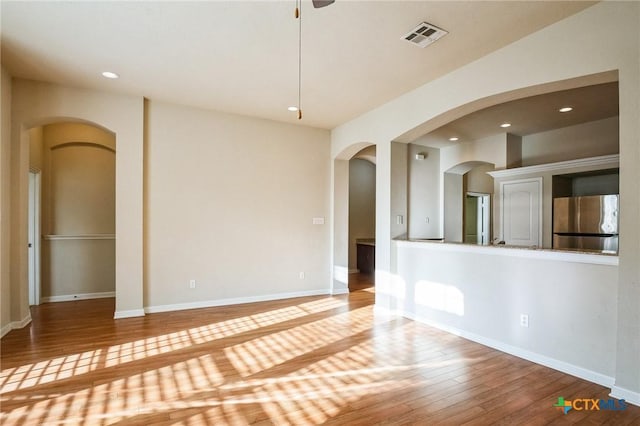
xmin=28 ymin=169 xmax=42 ymax=306
xmin=466 ymin=192 xmax=491 ymax=245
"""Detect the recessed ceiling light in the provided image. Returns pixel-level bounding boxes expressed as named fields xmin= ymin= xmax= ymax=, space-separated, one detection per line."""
xmin=449 ymin=137 xmax=459 ymax=141
xmin=101 ymin=71 xmax=119 ymax=79
xmin=287 ymin=106 xmax=299 ymax=112
xmin=559 ymin=106 xmax=573 ymax=113
xmin=500 ymin=123 xmax=511 ymax=128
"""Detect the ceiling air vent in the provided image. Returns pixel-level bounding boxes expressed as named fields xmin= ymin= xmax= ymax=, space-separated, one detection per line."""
xmin=402 ymin=22 xmax=448 ymax=48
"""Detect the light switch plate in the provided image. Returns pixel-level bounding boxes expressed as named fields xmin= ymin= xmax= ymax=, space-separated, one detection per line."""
xmin=312 ymin=217 xmax=325 ymax=225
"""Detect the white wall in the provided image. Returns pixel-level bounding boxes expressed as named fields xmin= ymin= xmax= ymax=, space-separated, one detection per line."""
xmin=145 ymin=101 xmax=331 ymax=310
xmin=332 ymin=159 xmax=350 ymax=293
xmin=407 ymin=144 xmax=440 ymax=238
xmin=348 ymin=159 xmax=375 ymax=271
xmin=0 ymin=67 xmax=12 ymax=335
xmin=396 ymin=241 xmax=618 ymax=384
xmin=390 ymin=142 xmax=408 ymax=239
xmin=522 ymin=116 xmax=619 ymax=166
xmin=332 ymin=2 xmax=640 ymax=402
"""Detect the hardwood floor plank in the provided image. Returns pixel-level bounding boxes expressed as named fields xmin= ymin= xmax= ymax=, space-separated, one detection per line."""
xmin=2 ymin=282 xmax=638 ymax=425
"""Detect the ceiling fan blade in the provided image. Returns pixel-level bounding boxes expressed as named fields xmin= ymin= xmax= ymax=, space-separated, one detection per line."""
xmin=312 ymin=0 xmax=335 ymax=8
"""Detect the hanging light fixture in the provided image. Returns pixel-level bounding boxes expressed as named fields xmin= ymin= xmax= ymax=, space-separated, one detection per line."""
xmin=290 ymin=0 xmax=335 ymax=120
xmin=294 ymin=0 xmax=303 ymax=120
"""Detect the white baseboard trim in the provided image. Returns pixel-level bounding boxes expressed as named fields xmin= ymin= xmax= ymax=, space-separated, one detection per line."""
xmin=145 ymin=289 xmax=332 ymax=314
xmin=1 ymin=314 xmax=33 ymax=338
xmin=113 ymin=309 xmax=146 ymax=319
xmin=42 ymin=291 xmax=115 ymax=303
xmin=610 ymin=385 xmax=640 ymax=407
xmin=402 ymin=309 xmax=615 ymax=388
xmin=0 ymin=323 xmax=13 ymax=338
xmin=14 ymin=314 xmax=32 ymax=329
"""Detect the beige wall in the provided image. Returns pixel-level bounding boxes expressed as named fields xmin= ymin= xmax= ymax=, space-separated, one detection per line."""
xmin=465 ymin=164 xmax=494 ymax=195
xmin=522 ymin=116 xmax=619 ymax=166
xmin=28 ymin=127 xmax=43 ymax=170
xmin=443 ymin=173 xmax=463 ymax=242
xmin=348 ymin=159 xmax=375 ymax=270
xmin=145 ymin=101 xmax=331 ymax=309
xmin=1 ymin=67 xmax=12 ymax=334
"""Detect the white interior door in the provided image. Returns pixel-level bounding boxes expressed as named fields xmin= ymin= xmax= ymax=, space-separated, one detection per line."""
xmin=465 ymin=193 xmax=491 ymax=245
xmin=501 ymin=178 xmax=542 ymax=247
xmin=28 ymin=171 xmax=41 ymax=306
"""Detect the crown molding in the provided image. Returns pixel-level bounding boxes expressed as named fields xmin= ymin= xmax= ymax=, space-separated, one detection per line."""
xmin=487 ymin=154 xmax=619 ymax=178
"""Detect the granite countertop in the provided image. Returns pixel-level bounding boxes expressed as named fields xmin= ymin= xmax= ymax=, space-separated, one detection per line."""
xmin=395 ymin=238 xmax=617 ymax=256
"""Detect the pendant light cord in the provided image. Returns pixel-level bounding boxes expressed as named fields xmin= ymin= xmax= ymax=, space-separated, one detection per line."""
xmin=297 ymin=0 xmax=303 ymax=119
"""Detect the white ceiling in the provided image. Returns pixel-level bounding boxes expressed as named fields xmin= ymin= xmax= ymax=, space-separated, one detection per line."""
xmin=1 ymin=1 xmax=596 ymax=131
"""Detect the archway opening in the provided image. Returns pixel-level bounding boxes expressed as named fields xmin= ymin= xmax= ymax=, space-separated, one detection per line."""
xmin=332 ymin=142 xmax=376 ymax=294
xmin=24 ymin=120 xmax=116 ymax=316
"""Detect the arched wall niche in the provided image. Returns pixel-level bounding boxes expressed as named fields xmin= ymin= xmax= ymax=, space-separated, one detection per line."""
xmin=50 ymin=142 xmax=115 ymax=153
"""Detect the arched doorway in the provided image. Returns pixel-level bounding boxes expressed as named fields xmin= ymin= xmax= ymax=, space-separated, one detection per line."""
xmin=443 ymin=161 xmax=495 ymax=244
xmin=348 ymin=146 xmax=376 ymax=291
xmin=25 ymin=121 xmax=116 ymax=312
xmin=331 ymin=141 xmax=375 ymax=294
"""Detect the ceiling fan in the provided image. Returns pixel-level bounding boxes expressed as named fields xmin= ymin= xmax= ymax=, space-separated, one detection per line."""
xmin=312 ymin=0 xmax=335 ymax=8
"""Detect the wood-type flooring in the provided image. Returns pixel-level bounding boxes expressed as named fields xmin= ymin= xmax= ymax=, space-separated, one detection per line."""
xmin=2 ymin=276 xmax=638 ymax=425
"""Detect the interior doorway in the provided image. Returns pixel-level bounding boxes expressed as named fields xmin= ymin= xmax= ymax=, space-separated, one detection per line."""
xmin=464 ymin=192 xmax=490 ymax=245
xmin=26 ymin=122 xmax=116 ymax=306
xmin=348 ymin=146 xmax=376 ymax=292
xmin=28 ymin=170 xmax=41 ymax=305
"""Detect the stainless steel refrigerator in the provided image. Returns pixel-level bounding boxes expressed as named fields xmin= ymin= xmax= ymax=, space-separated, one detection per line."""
xmin=553 ymin=194 xmax=619 ymax=253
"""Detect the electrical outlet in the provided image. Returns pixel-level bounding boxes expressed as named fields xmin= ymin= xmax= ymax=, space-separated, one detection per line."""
xmin=299 ymin=272 xmax=305 ymax=279
xmin=520 ymin=314 xmax=529 ymax=328
xmin=425 ymin=217 xmax=430 ymax=223
xmin=189 ymin=279 xmax=196 ymax=289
